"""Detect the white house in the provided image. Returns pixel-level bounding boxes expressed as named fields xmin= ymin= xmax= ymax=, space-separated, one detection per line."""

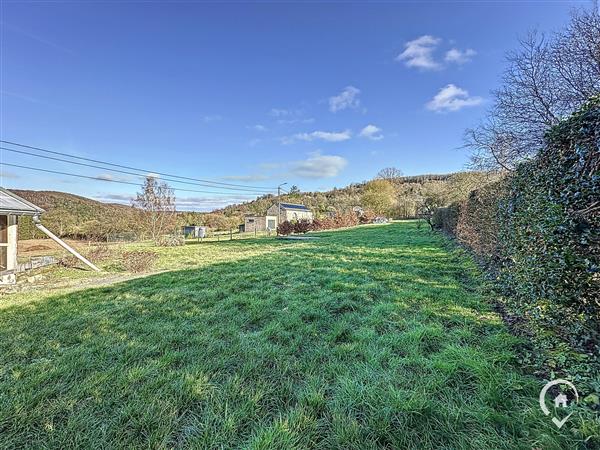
xmin=243 ymin=203 xmax=313 ymax=232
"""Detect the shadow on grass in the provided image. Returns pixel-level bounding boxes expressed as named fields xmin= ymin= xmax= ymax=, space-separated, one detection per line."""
xmin=0 ymin=222 xmax=576 ymax=449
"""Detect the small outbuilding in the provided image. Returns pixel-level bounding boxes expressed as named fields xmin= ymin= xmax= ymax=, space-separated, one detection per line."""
xmin=0 ymin=187 xmax=45 ymax=285
xmin=243 ymin=203 xmax=314 ymax=233
xmin=243 ymin=214 xmax=278 ymax=233
xmin=182 ymin=225 xmax=206 ymax=238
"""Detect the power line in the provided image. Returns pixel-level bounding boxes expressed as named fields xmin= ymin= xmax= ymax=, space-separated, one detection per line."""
xmin=0 ymin=162 xmax=262 ymax=197
xmin=0 ymin=146 xmax=274 ymax=194
xmin=0 ymin=139 xmax=277 ymax=191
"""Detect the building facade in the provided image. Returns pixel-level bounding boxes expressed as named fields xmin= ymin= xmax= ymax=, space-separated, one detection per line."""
xmin=243 ymin=203 xmax=313 ymax=232
xmin=266 ymin=203 xmax=313 ymax=223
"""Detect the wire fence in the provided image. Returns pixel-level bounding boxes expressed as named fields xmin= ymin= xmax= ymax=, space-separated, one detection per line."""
xmin=183 ymin=229 xmax=274 ymax=243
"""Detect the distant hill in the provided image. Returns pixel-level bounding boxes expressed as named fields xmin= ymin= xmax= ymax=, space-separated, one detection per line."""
xmin=214 ymin=173 xmax=453 ymax=218
xmin=11 ymin=173 xmax=455 ymax=239
xmin=11 ymin=190 xmax=138 ymax=240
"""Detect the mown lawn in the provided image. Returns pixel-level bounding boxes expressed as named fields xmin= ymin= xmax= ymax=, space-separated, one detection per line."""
xmin=0 ymin=222 xmax=578 ymax=448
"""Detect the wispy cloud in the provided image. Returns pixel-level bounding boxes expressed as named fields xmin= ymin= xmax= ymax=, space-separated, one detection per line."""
xmin=202 ymin=114 xmax=222 ymax=123
xmin=284 ymin=129 xmax=352 ymax=144
xmin=329 ymin=86 xmax=361 ymax=112
xmin=269 ymin=107 xmax=314 ymax=124
xmin=95 ymin=173 xmax=132 ymax=182
xmin=2 ymin=22 xmax=75 ymax=54
xmin=359 ymin=124 xmax=384 ymax=141
xmin=290 ymin=152 xmax=348 ymax=178
xmin=247 ymin=124 xmax=268 ymax=132
xmin=269 ymin=108 xmax=295 ymax=118
xmin=445 ymin=48 xmax=476 ymax=64
xmin=259 ymin=152 xmax=348 ymax=179
xmin=426 ymin=84 xmax=483 ymax=112
xmin=396 ymin=35 xmax=441 ymax=70
xmin=95 ymin=193 xmax=255 ymax=211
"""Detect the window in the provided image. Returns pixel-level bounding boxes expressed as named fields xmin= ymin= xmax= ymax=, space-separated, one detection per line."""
xmin=247 ymin=219 xmax=254 ymax=223
xmin=268 ymin=219 xmax=275 ymax=229
xmin=0 ymin=215 xmax=7 ymax=244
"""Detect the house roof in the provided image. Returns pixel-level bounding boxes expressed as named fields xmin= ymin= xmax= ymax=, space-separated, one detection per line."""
xmin=0 ymin=187 xmax=45 ymax=215
xmin=279 ymin=203 xmax=311 ymax=211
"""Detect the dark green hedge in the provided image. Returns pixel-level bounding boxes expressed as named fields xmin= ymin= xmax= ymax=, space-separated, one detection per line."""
xmin=497 ymin=96 xmax=599 ymax=335
xmin=438 ymin=96 xmax=599 ymax=404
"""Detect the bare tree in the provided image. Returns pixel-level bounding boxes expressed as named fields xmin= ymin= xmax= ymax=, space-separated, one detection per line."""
xmin=132 ymin=176 xmax=177 ymax=242
xmin=465 ymin=6 xmax=600 ymax=170
xmin=376 ymin=167 xmax=403 ymax=182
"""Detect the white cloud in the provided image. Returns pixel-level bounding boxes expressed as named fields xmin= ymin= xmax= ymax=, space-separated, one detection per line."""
xmin=95 ymin=193 xmax=257 ymax=212
xmin=445 ymin=48 xmax=476 ymax=64
xmin=248 ymin=124 xmax=268 ymax=132
xmin=426 ymin=84 xmax=483 ymax=112
xmin=396 ymin=35 xmax=442 ymax=70
xmin=269 ymin=107 xmax=314 ymax=124
xmin=290 ymin=153 xmax=348 ymax=178
xmin=329 ymin=86 xmax=361 ymax=112
xmin=277 ymin=117 xmax=315 ymax=125
xmin=269 ymin=108 xmax=293 ymax=117
xmin=359 ymin=124 xmax=384 ymax=141
xmin=286 ymin=129 xmax=352 ymax=144
xmin=95 ymin=173 xmax=131 ymax=182
xmin=95 ymin=193 xmax=133 ymax=204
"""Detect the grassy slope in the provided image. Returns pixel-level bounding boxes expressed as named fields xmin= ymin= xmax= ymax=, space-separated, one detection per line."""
xmin=0 ymin=223 xmax=577 ymax=449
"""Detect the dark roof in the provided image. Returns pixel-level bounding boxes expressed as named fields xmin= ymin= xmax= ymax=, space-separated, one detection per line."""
xmin=280 ymin=203 xmax=310 ymax=211
xmin=0 ymin=187 xmax=45 ymax=215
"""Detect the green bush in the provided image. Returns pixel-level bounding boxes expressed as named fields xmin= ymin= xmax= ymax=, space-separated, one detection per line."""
xmin=497 ymin=96 xmax=599 ymax=343
xmin=432 ymin=204 xmax=459 ymax=234
xmin=440 ymin=96 xmax=600 ymax=401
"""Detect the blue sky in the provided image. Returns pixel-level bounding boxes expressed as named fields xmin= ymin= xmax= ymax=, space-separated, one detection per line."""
xmin=0 ymin=1 xmax=581 ymax=210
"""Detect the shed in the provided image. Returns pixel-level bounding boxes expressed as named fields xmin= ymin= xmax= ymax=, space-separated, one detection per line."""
xmin=244 ymin=214 xmax=278 ymax=233
xmin=0 ymin=187 xmax=45 ymax=284
xmin=182 ymin=225 xmax=206 ymax=238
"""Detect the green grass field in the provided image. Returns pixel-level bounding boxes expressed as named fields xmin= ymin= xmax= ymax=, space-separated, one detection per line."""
xmin=0 ymin=222 xmax=579 ymax=448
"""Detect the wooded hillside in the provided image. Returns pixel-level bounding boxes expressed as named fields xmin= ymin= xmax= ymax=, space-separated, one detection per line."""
xmin=11 ymin=173 xmax=462 ymax=239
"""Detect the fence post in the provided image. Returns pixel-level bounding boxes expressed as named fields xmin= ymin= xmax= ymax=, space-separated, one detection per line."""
xmin=230 ymin=228 xmax=233 ymax=240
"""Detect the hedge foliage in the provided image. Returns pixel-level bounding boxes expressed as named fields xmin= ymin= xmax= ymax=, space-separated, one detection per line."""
xmin=435 ymin=96 xmax=600 ymax=396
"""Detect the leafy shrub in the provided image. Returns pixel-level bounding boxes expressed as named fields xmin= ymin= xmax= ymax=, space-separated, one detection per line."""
xmin=358 ymin=209 xmax=376 ymax=224
xmin=277 ymin=221 xmax=294 ymax=236
xmin=293 ymin=219 xmax=311 ymax=234
xmin=432 ymin=204 xmax=459 ymax=234
xmin=120 ymin=251 xmax=158 ymax=273
xmin=455 ymin=180 xmax=506 ymax=263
